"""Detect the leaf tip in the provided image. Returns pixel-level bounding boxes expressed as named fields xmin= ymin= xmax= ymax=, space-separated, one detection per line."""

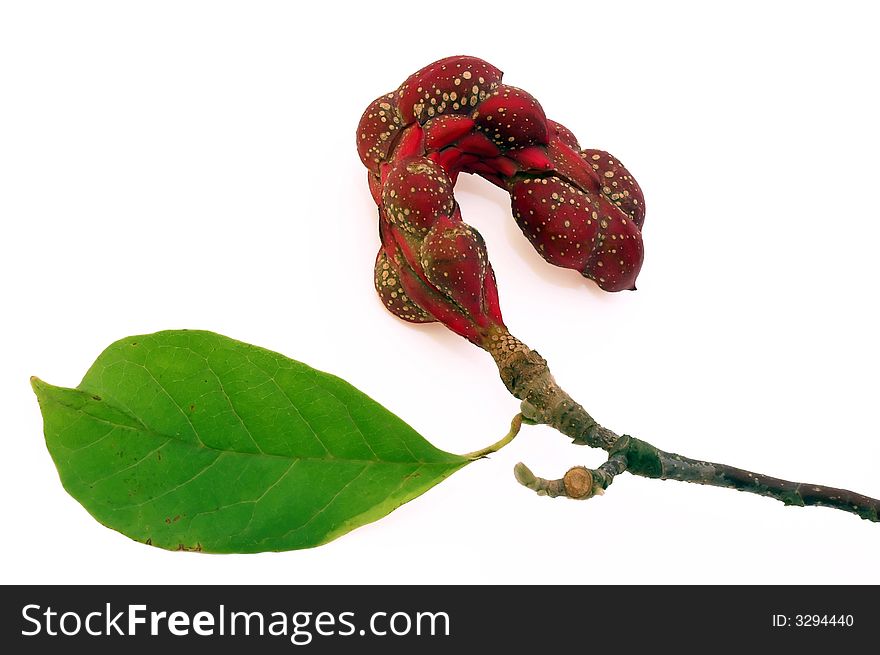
xmin=30 ymin=377 xmax=64 ymax=405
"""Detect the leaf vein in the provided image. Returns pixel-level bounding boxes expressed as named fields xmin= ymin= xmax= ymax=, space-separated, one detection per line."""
xmin=118 ymin=452 xmax=224 ymax=510
xmin=267 ymin=464 xmax=371 ymax=544
xmin=89 ymin=438 xmax=173 ymax=486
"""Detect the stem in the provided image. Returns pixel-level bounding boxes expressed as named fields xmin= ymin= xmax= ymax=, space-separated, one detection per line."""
xmin=483 ymin=328 xmax=617 ymax=450
xmin=483 ymin=327 xmax=880 ymax=522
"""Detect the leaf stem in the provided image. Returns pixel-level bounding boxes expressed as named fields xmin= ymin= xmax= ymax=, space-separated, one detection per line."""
xmin=464 ymin=413 xmax=523 ymax=460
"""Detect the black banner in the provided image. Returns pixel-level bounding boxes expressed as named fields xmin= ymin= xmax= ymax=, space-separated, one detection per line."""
xmin=1 ymin=585 xmax=874 ymax=652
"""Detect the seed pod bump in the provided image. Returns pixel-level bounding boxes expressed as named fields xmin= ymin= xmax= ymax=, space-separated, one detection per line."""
xmin=509 ymin=145 xmax=554 ymax=172
xmin=374 ymin=249 xmax=435 ymax=323
xmin=583 ymin=196 xmax=644 ymax=292
xmin=397 ymin=56 xmax=503 ymax=125
xmin=381 ymin=156 xmax=455 ymax=235
xmin=473 ymin=85 xmax=549 ymax=148
xmin=549 ymin=120 xmax=580 ymax=150
xmin=421 ymin=213 xmax=493 ymax=324
xmin=424 ymin=115 xmax=476 ymax=151
xmin=357 ymin=93 xmax=402 ymax=175
xmin=455 ymin=131 xmax=502 ymax=158
xmin=582 ymin=149 xmax=646 ymax=228
xmin=510 ymin=175 xmax=600 ymax=270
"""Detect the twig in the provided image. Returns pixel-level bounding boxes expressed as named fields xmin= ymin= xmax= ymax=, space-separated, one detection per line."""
xmin=484 ymin=327 xmax=880 ymax=521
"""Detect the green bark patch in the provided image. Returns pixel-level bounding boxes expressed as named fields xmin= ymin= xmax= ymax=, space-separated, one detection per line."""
xmin=32 ymin=330 xmax=468 ymax=553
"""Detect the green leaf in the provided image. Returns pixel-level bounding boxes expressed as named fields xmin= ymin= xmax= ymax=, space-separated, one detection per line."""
xmin=32 ymin=330 xmax=469 ymax=553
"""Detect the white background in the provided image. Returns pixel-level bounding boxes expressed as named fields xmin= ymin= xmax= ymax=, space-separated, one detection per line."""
xmin=2 ymin=1 xmax=878 ymax=584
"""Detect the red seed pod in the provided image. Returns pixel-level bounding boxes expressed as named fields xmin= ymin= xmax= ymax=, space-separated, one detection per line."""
xmin=421 ymin=212 xmax=494 ymax=327
xmin=381 ymin=156 xmax=455 ymax=236
xmin=374 ymin=248 xmax=435 ymax=324
xmin=387 ymin=241 xmax=485 ymax=344
xmin=472 ymin=85 xmax=549 ymax=149
xmin=582 ymin=149 xmax=646 ymax=228
xmin=427 ymin=147 xmax=466 ymax=182
xmin=395 ymin=260 xmax=482 ymax=343
xmin=356 ymin=93 xmax=403 ymax=175
xmin=462 ymin=160 xmax=507 ymax=190
xmin=380 ymin=213 xmax=426 ymax=288
xmin=397 ymin=55 xmax=503 ymax=125
xmin=455 ymin=131 xmax=501 ymax=158
xmin=508 ymin=145 xmax=554 ymax=172
xmin=378 ymin=201 xmax=506 ymax=342
xmin=582 ymin=195 xmax=644 ymax=292
xmin=481 ymin=155 xmax=520 ymax=178
xmin=545 ymin=135 xmax=602 ymax=194
xmin=510 ymin=175 xmax=600 ymax=271
xmin=480 ymin=264 xmax=504 ymax=326
xmin=378 ymin=217 xmax=471 ymax=332
xmin=424 ymin=114 xmax=476 ymax=151
xmin=549 ymin=119 xmax=580 ymax=150
xmin=386 ymin=122 xmax=425 ymax=170
xmin=359 ymin=56 xmax=650 ymax=340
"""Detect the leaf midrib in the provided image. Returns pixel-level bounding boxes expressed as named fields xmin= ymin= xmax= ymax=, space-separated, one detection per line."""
xmin=47 ymin=383 xmax=462 ymax=467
